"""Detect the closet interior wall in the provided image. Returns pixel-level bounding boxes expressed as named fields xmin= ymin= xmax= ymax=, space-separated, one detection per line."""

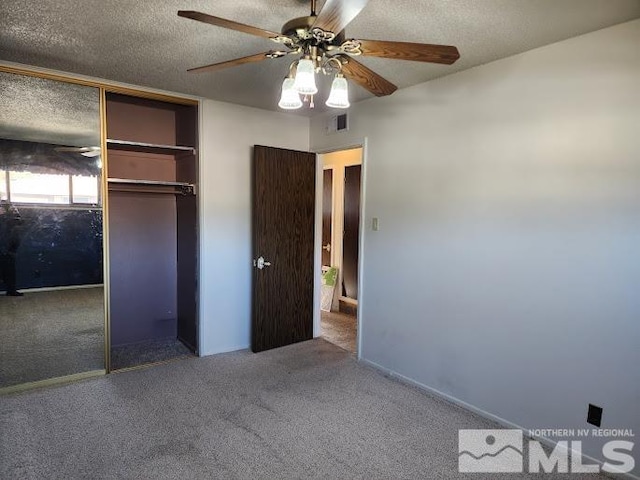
xmin=105 ymin=93 xmax=198 ymax=362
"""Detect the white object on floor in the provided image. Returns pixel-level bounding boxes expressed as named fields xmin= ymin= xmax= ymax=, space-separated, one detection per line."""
xmin=321 ymin=266 xmax=338 ymax=312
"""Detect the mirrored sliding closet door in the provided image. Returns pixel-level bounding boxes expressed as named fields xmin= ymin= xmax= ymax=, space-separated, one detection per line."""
xmin=0 ymin=70 xmax=105 ymax=390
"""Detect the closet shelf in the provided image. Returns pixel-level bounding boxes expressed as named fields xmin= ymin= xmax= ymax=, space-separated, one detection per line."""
xmin=108 ymin=178 xmax=196 ymax=195
xmin=106 ymin=139 xmax=196 ymax=155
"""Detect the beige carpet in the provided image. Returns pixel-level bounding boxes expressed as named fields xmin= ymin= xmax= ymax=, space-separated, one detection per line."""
xmin=0 ymin=287 xmax=105 ymax=388
xmin=0 ymin=339 xmax=611 ymax=480
xmin=111 ymin=338 xmax=193 ymax=371
xmin=321 ymin=310 xmax=356 ymax=353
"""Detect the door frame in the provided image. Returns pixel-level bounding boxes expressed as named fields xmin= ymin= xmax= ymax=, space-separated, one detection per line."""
xmin=313 ymin=138 xmax=368 ymax=359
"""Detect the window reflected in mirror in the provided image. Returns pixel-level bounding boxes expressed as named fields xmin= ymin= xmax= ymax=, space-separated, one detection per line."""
xmin=0 ymin=170 xmax=6 ymax=200
xmin=10 ymin=171 xmax=70 ymax=204
xmin=2 ymin=170 xmax=100 ymax=205
xmin=72 ymin=175 xmax=99 ymax=204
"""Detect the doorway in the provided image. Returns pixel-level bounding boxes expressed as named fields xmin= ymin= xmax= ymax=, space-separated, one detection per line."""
xmin=318 ymin=147 xmax=363 ymax=354
xmin=249 ymin=144 xmax=364 ymax=356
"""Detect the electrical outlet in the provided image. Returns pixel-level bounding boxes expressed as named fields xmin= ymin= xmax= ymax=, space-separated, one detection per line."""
xmin=587 ymin=404 xmax=603 ymax=427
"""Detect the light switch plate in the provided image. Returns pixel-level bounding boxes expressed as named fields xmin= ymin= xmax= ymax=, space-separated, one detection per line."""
xmin=372 ymin=217 xmax=379 ymax=231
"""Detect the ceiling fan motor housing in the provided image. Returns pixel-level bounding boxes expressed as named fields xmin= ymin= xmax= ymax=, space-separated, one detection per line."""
xmin=281 ymin=16 xmax=346 ymax=47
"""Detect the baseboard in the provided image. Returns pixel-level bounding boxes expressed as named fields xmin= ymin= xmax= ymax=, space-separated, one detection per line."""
xmin=1 ymin=284 xmax=103 ymax=295
xmin=198 ymin=343 xmax=249 ymax=357
xmin=339 ymin=296 xmax=358 ymax=305
xmin=360 ymin=358 xmax=639 ymax=480
xmin=0 ymin=370 xmax=106 ymax=396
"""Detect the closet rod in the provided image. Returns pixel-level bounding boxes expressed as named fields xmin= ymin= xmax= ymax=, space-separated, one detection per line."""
xmin=106 ymin=139 xmax=196 ymax=155
xmin=108 ymin=178 xmax=192 ymax=187
xmin=107 ymin=178 xmax=196 ymax=195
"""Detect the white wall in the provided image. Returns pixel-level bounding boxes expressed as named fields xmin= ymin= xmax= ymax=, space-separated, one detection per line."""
xmin=199 ymin=100 xmax=309 ymax=355
xmin=311 ymin=20 xmax=640 ymax=474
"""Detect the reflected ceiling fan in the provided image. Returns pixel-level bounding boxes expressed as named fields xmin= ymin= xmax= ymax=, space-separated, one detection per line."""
xmin=178 ymin=0 xmax=459 ymax=109
xmin=54 ymin=146 xmax=101 ymax=157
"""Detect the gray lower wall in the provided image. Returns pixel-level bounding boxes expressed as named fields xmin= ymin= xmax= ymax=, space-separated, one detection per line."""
xmin=311 ymin=20 xmax=640 ymax=476
xmin=109 ymin=192 xmax=177 ymax=347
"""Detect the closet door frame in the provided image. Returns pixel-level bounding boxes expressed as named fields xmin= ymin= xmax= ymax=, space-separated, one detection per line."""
xmin=0 ymin=64 xmax=199 ymax=382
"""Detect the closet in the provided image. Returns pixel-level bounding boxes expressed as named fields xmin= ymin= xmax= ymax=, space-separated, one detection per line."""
xmin=105 ymin=93 xmax=198 ymax=370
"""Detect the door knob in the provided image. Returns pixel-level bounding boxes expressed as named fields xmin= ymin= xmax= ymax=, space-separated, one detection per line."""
xmin=255 ymin=256 xmax=272 ymax=270
xmin=322 ymin=243 xmax=331 ymax=252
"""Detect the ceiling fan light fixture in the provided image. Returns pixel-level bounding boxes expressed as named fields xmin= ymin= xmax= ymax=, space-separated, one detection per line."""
xmin=293 ymin=58 xmax=318 ymax=95
xmin=278 ymin=77 xmax=303 ymax=110
xmin=180 ymin=2 xmax=459 ymax=111
xmin=325 ymin=74 xmax=350 ymax=109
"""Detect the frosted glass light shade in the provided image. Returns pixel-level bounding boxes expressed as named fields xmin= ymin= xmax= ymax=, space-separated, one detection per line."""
xmin=293 ymin=58 xmax=318 ymax=95
xmin=278 ymin=78 xmax=302 ymax=110
xmin=325 ymin=75 xmax=350 ymax=109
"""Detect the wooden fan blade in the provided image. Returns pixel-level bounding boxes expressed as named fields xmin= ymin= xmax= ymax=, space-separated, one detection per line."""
xmin=188 ymin=52 xmax=276 ymax=74
xmin=338 ymin=55 xmax=397 ymax=97
xmin=311 ymin=0 xmax=369 ymax=35
xmin=178 ymin=10 xmax=280 ymax=39
xmin=358 ymin=39 xmax=460 ymax=65
xmin=55 ymin=146 xmax=100 ymax=153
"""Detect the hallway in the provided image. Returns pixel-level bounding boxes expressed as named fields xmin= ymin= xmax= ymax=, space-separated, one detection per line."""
xmin=320 ymin=310 xmax=356 ymax=353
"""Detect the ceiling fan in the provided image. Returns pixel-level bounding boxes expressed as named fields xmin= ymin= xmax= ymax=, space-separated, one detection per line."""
xmin=55 ymin=146 xmax=101 ymax=158
xmin=178 ymin=0 xmax=459 ymax=109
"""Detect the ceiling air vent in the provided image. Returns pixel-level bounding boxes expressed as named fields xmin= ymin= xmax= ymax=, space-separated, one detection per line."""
xmin=326 ymin=113 xmax=348 ymax=134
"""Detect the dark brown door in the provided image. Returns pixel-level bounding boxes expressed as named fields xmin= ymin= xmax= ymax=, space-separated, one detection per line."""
xmin=342 ymin=164 xmax=361 ymax=299
xmin=252 ymin=145 xmax=316 ymax=353
xmin=322 ymin=168 xmax=333 ymax=266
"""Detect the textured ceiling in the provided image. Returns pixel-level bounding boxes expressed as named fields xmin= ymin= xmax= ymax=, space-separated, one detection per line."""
xmin=0 ymin=71 xmax=100 ymax=146
xmin=1 ymin=0 xmax=640 ymax=115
